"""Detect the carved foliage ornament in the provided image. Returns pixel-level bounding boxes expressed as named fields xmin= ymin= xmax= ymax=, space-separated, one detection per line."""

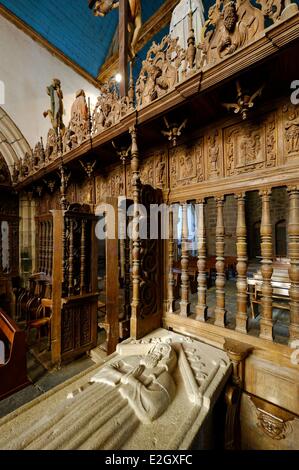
xmin=257 ymin=408 xmax=292 ymax=440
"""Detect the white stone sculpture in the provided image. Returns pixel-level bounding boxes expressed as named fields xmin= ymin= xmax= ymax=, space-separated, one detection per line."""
xmin=0 ymin=329 xmax=231 ymax=450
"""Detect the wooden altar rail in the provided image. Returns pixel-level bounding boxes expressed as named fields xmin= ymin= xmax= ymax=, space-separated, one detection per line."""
xmin=165 ymin=186 xmax=299 ymax=346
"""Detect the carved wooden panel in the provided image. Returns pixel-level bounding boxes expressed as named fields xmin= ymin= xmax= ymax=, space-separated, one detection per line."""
xmin=224 ymin=113 xmax=277 ymax=176
xmin=170 ymin=139 xmax=204 ymax=188
xmin=96 ymin=166 xmax=124 ymax=201
xmin=61 ymin=300 xmax=95 ymax=357
xmin=205 ymin=130 xmax=222 ymax=180
xmin=282 ymin=103 xmax=299 ymax=162
xmin=140 ymin=151 xmax=168 ymax=189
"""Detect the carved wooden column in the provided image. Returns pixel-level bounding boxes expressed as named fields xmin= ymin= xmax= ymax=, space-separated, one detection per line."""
xmin=214 ymin=196 xmax=227 ymax=327
xmin=68 ymin=218 xmax=74 ymax=297
xmin=80 ymin=219 xmax=86 ymax=295
xmin=288 ymin=187 xmax=299 ymax=344
xmin=196 ymin=199 xmax=208 ymax=321
xmin=235 ymin=193 xmax=248 ymax=333
xmin=130 ymin=125 xmax=141 ymax=336
xmin=45 ymin=221 xmax=50 ymax=275
xmin=168 ymin=209 xmax=175 ymax=313
xmin=180 ymin=203 xmax=190 ymax=316
xmin=259 ymin=189 xmax=273 ymax=341
xmin=49 ymin=220 xmax=53 ymax=275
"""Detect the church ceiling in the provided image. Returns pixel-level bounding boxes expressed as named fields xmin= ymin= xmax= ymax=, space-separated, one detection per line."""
xmin=0 ymin=0 xmax=180 ymax=78
xmin=0 ymin=1 xmax=215 ymax=80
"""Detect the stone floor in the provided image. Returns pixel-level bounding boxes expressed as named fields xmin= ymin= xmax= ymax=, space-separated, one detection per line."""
xmin=0 ymin=351 xmax=95 ymax=419
xmin=0 ymin=328 xmax=109 ymax=419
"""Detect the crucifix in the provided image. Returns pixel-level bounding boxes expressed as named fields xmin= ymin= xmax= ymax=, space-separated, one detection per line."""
xmin=89 ymin=0 xmax=142 ymax=97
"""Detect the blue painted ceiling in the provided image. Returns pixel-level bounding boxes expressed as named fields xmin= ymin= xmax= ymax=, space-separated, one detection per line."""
xmin=0 ymin=0 xmax=216 ymax=78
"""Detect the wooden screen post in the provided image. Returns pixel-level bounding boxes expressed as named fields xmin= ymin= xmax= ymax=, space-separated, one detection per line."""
xmin=50 ymin=210 xmax=64 ymax=367
xmin=105 ymin=197 xmax=120 ymax=355
xmin=130 ymin=125 xmax=141 ymax=337
xmin=214 ymin=196 xmax=227 ymax=327
xmin=259 ymin=189 xmax=273 ymax=341
xmin=235 ymin=193 xmax=248 ymax=333
xmin=288 ymin=187 xmax=299 ymax=345
xmin=196 ymin=199 xmax=208 ymax=322
xmin=180 ymin=202 xmax=190 ymax=316
xmin=168 ymin=209 xmax=175 ymax=313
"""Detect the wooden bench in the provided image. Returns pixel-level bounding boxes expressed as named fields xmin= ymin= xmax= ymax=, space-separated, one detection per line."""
xmin=0 ymin=309 xmax=30 ymax=401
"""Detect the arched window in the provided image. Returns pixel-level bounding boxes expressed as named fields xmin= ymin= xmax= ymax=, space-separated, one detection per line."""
xmin=275 ymin=220 xmax=287 ymax=258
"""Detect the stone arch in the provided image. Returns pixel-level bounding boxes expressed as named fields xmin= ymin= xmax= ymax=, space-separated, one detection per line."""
xmin=0 ymin=107 xmax=31 ymax=176
xmin=0 ymin=152 xmax=12 ymax=186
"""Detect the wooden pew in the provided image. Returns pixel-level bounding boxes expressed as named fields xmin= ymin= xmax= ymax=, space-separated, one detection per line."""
xmin=0 ymin=309 xmax=30 ymax=401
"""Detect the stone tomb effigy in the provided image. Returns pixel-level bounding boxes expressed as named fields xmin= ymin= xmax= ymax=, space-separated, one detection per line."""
xmin=0 ymin=329 xmax=231 ymax=450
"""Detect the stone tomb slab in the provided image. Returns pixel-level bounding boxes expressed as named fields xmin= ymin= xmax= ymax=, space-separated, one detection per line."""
xmin=0 ymin=329 xmax=231 ymax=450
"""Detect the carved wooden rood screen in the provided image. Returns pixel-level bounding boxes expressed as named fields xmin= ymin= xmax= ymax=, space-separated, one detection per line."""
xmin=4 ymin=0 xmax=299 ymax=448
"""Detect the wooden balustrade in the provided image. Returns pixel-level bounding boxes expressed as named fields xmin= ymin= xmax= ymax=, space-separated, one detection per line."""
xmin=214 ymin=196 xmax=227 ymax=327
xmin=288 ymin=187 xmax=299 ymax=344
xmin=259 ymin=189 xmax=273 ymax=341
xmin=180 ymin=203 xmax=190 ymax=316
xmin=195 ymin=200 xmax=208 ymax=322
xmin=235 ymin=193 xmax=248 ymax=333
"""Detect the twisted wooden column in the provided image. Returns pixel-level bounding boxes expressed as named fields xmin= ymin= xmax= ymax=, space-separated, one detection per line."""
xmin=259 ymin=189 xmax=273 ymax=341
xmin=80 ymin=219 xmax=86 ymax=295
xmin=130 ymin=125 xmax=141 ymax=328
xmin=195 ymin=200 xmax=208 ymax=321
xmin=214 ymin=196 xmax=227 ymax=327
xmin=168 ymin=209 xmax=175 ymax=313
xmin=288 ymin=187 xmax=299 ymax=344
xmin=68 ymin=218 xmax=74 ymax=297
xmin=180 ymin=203 xmax=190 ymax=316
xmin=235 ymin=193 xmax=248 ymax=333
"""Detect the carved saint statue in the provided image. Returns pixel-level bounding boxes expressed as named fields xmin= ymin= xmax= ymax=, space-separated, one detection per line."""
xmin=91 ymin=342 xmax=177 ymax=423
xmin=43 ymin=78 xmax=65 ymax=135
xmin=170 ymin=0 xmax=205 ymax=49
xmin=93 ymin=0 xmax=142 ymax=58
